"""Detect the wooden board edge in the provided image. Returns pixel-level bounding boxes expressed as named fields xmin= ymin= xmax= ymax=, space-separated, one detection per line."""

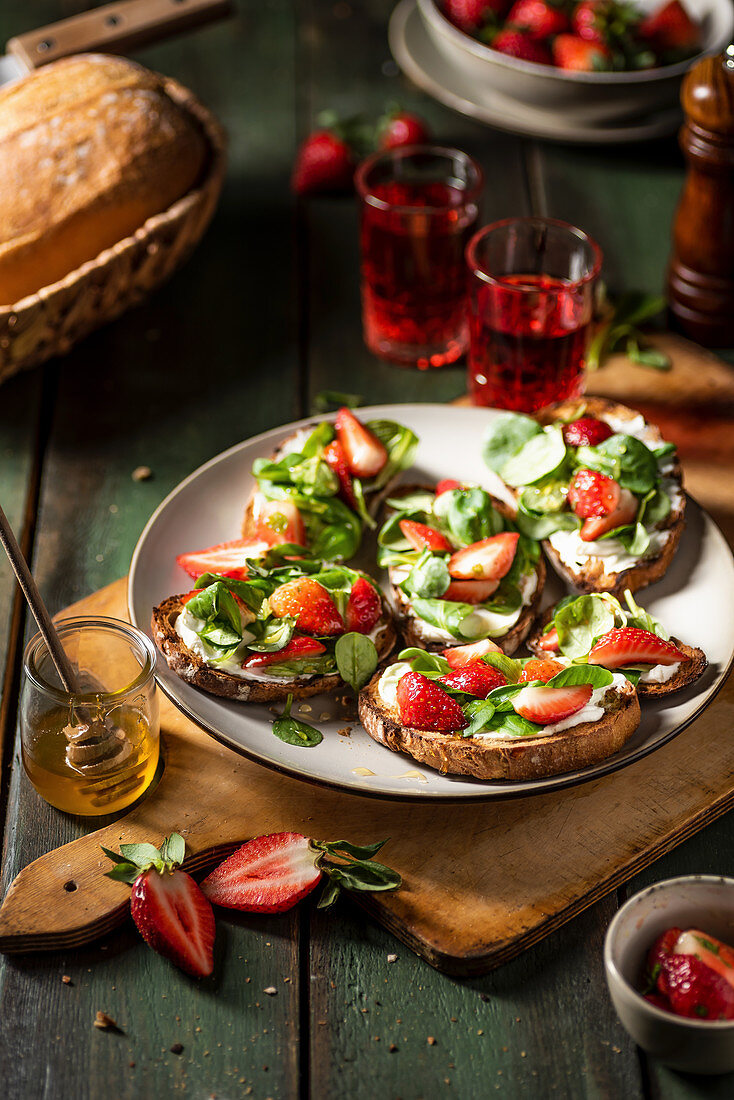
xmin=356 ymin=787 xmax=734 ymax=976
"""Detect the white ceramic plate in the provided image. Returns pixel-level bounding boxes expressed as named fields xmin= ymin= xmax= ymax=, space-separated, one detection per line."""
xmin=389 ymin=0 xmax=684 ymax=144
xmin=128 ymin=404 xmax=734 ymax=802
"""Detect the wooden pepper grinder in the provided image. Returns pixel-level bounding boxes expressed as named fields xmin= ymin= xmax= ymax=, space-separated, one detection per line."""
xmin=668 ymin=47 xmax=734 ymax=346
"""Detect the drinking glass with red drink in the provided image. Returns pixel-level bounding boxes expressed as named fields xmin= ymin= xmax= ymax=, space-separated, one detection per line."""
xmin=466 ymin=218 xmax=602 ymax=413
xmin=355 ymin=146 xmax=483 ymax=368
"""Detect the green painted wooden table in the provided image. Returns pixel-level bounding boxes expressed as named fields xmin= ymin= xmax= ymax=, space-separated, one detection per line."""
xmin=0 ymin=2 xmax=731 ymax=1097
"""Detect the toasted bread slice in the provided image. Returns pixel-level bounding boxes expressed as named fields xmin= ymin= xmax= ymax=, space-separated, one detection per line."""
xmin=384 ymin=483 xmax=546 ymax=655
xmin=534 ymin=397 xmax=685 ymax=596
xmin=152 ymin=594 xmax=396 ymax=704
xmin=358 ymin=672 xmax=640 ymax=782
xmin=526 ymin=605 xmax=707 ymax=698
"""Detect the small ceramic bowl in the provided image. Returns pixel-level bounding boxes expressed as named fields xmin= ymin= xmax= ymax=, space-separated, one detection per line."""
xmin=604 ymin=876 xmax=734 ymax=1075
xmin=418 ymin=0 xmax=734 ymax=126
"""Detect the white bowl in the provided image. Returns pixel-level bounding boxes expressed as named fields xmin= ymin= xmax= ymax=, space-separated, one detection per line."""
xmin=418 ymin=0 xmax=734 ymax=125
xmin=604 ymin=876 xmax=734 ymax=1075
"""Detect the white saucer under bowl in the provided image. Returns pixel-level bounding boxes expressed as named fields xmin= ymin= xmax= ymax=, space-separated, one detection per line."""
xmin=388 ymin=0 xmax=686 ymax=144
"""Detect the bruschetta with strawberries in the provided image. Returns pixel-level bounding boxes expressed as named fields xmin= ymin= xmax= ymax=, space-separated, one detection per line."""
xmin=377 ymin=482 xmax=545 ymax=654
xmin=482 ymin=397 xmax=684 ymax=596
xmin=527 ymin=590 xmax=707 ymax=697
xmin=152 ymin=549 xmax=396 ymax=703
xmin=358 ymin=642 xmax=640 ymax=781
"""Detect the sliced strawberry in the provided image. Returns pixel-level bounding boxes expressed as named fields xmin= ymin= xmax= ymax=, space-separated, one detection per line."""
xmin=538 ymin=627 xmax=560 ymax=653
xmin=180 ymin=589 xmax=201 ymax=605
xmin=580 ymin=488 xmax=638 ymax=542
xmin=658 ymin=953 xmax=734 ymax=1020
xmin=323 ymin=439 xmax=358 ymax=509
xmin=345 ymin=576 xmax=382 ymax=633
xmin=334 ymin=408 xmax=387 ymax=479
xmin=442 ymin=639 xmax=503 ymax=668
xmin=639 ymin=0 xmax=701 ymax=50
xmin=588 ymin=627 xmax=686 ymax=668
xmin=519 ymin=658 xmax=565 ymax=683
xmin=243 ymin=636 xmax=326 ymax=669
xmin=131 ymin=868 xmax=215 ymax=978
xmin=647 ymin=927 xmax=683 ymax=977
xmin=506 ymin=0 xmax=569 ymax=39
xmin=448 ymin=532 xmax=519 ymax=581
xmin=674 ymin=930 xmax=734 ymax=992
xmin=396 ymin=671 xmax=469 ymax=732
xmin=552 ymin=34 xmax=612 ymax=70
xmin=442 ymin=578 xmax=500 ymax=604
xmin=438 ymin=660 xmax=507 ymax=698
xmin=562 ymin=417 xmax=613 ymax=448
xmin=177 ymin=538 xmax=271 ymax=579
xmin=512 ymin=683 xmax=593 ymax=725
xmin=567 ymin=468 xmax=621 ymax=519
xmin=492 ymin=28 xmax=553 ymax=63
xmin=253 ymin=497 xmax=306 ymax=547
xmin=435 ymin=479 xmax=463 ymax=496
xmin=201 ymin=832 xmax=322 ymax=913
xmin=399 ymin=519 xmax=452 ymax=553
xmin=269 ymin=578 xmax=344 ymax=636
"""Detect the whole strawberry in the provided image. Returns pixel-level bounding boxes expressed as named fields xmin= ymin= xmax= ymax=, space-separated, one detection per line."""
xmin=444 ymin=0 xmax=511 ymax=32
xmin=103 ymin=833 xmax=215 ymax=977
xmin=658 ymin=953 xmax=734 ymax=1020
xmin=492 ymin=29 xmax=553 ymax=63
xmin=292 ymin=129 xmax=355 ymax=196
xmin=552 ymin=33 xmax=612 ymax=70
xmin=506 ymin=0 xmax=570 ymax=39
xmin=378 ymin=108 xmax=432 ymax=150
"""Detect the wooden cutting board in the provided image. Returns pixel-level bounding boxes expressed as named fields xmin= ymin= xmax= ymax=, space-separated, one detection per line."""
xmin=1 ymin=577 xmax=733 ymax=975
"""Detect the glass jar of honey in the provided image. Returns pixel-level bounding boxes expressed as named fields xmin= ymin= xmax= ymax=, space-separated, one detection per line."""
xmin=20 ymin=617 xmax=160 ymax=816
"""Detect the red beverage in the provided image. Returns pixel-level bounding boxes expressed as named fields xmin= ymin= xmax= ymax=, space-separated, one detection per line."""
xmin=469 ymin=274 xmax=591 ymax=412
xmin=356 ymin=148 xmax=482 ymax=368
xmin=466 ymin=219 xmax=602 ymax=414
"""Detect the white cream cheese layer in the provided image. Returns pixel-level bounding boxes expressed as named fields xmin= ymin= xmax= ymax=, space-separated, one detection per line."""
xmin=175 ymin=607 xmax=312 ymax=684
xmin=639 ymin=661 xmax=680 ymax=684
xmin=377 ymin=662 xmax=413 ymax=708
xmin=476 ymin=674 xmax=629 ymax=740
xmin=547 ymin=528 xmax=671 ymax=575
xmin=600 ymin=413 xmax=656 ymax=444
xmin=394 ymin=568 xmax=538 ymax=644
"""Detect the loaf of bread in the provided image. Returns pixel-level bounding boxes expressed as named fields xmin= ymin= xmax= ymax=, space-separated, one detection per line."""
xmin=0 ymin=54 xmax=209 ymax=305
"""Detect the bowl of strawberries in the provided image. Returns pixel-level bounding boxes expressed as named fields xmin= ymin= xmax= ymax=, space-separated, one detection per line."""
xmin=418 ymin=0 xmax=733 ymax=124
xmin=604 ymin=876 xmax=734 ymax=1074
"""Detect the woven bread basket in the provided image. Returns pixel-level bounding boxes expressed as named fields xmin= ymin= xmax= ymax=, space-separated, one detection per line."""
xmin=0 ymin=73 xmax=226 ymax=385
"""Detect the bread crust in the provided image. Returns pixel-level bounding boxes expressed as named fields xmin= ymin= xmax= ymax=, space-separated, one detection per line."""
xmin=533 ymin=397 xmax=685 ymax=597
xmin=383 ymin=483 xmax=546 ymax=655
xmin=358 ymin=672 xmax=641 ymax=781
xmin=152 ymin=593 xmax=396 ymax=703
xmin=0 ymin=55 xmax=208 ymax=305
xmin=526 ymin=605 xmax=707 ymax=697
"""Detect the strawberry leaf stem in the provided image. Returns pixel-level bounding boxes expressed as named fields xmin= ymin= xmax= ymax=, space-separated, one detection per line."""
xmin=311 ymin=837 xmax=402 ymax=908
xmin=102 ymin=832 xmax=187 ymax=885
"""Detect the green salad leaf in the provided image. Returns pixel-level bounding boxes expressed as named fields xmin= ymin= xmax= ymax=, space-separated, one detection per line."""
xmin=272 ymin=695 xmax=323 ymax=747
xmin=432 ymin=487 xmax=504 ymax=545
xmin=335 ymin=633 xmax=379 ymax=693
xmin=500 ymin=427 xmax=568 ymax=488
xmin=482 ymin=413 xmax=541 ymax=473
xmin=554 ymin=594 xmax=617 ymax=658
xmin=547 ymin=665 xmax=613 ymax=689
xmin=402 ymin=549 xmax=451 ymax=599
xmin=576 ymin=434 xmax=658 ymax=496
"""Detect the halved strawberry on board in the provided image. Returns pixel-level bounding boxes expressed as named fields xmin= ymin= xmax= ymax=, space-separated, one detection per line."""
xmin=177 ymin=538 xmax=272 ymax=579
xmin=269 ymin=578 xmax=344 ymax=636
xmin=399 ymin=519 xmax=452 ymax=553
xmin=201 ymin=833 xmax=323 ymax=913
xmin=512 ymin=683 xmax=593 ymax=724
xmin=335 ymin=407 xmax=387 ymax=479
xmin=441 ymin=638 xmax=503 ymax=667
xmin=448 ymin=532 xmax=519 ymax=581
xmin=588 ymin=627 xmax=687 ymax=668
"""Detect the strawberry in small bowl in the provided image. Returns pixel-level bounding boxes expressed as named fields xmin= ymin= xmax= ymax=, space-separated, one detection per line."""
xmin=416 ymin=0 xmax=732 ymax=128
xmin=604 ymin=876 xmax=734 ymax=1074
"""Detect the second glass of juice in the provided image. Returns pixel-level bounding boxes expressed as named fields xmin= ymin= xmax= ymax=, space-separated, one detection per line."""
xmin=466 ymin=218 xmax=602 ymax=412
xmin=355 ymin=146 xmax=483 ymax=368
